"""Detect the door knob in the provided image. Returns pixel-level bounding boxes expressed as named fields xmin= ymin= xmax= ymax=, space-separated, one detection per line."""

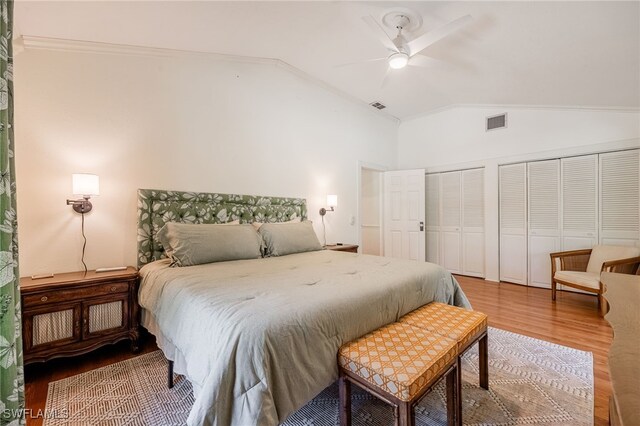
xmin=419 ymin=221 xmax=424 ymax=231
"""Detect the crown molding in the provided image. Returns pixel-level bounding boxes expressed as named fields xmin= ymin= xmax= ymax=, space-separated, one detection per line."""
xmin=20 ymin=35 xmax=276 ymax=64
xmin=402 ymin=103 xmax=640 ymax=122
xmin=19 ymin=35 xmax=400 ymax=124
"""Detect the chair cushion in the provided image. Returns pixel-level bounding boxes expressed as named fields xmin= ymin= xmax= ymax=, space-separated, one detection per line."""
xmin=338 ymin=322 xmax=456 ymax=402
xmin=554 ymin=270 xmax=601 ymax=290
xmin=586 ymin=245 xmax=640 ymax=273
xmin=399 ymin=302 xmax=488 ymax=353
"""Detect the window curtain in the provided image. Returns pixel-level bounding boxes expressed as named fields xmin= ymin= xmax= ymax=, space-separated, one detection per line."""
xmin=0 ymin=0 xmax=25 ymax=424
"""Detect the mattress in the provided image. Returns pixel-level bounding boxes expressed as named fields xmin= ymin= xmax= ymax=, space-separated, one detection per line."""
xmin=138 ymin=250 xmax=470 ymax=426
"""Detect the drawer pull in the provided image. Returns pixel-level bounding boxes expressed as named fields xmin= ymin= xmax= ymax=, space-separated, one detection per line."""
xmin=110 ymin=286 xmax=117 ymax=292
xmin=40 ymin=296 xmax=48 ymax=302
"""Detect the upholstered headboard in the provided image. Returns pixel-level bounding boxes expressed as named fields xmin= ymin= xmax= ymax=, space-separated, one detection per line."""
xmin=137 ymin=189 xmax=307 ymax=267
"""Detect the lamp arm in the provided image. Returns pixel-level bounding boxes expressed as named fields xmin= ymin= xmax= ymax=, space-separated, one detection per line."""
xmin=318 ymin=206 xmax=335 ymax=216
xmin=66 ymin=196 xmax=93 ymax=214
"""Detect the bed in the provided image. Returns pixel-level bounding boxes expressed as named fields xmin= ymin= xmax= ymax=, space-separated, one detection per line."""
xmin=136 ymin=189 xmax=471 ymax=426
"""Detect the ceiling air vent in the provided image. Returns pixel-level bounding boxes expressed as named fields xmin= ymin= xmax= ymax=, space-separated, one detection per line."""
xmin=486 ymin=113 xmax=507 ymax=131
xmin=369 ymin=101 xmax=386 ymax=110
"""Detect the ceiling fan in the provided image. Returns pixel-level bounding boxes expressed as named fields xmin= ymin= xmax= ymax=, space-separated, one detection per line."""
xmin=347 ymin=11 xmax=472 ymax=85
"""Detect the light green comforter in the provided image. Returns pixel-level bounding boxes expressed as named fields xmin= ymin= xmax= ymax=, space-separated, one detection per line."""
xmin=139 ymin=250 xmax=470 ymax=426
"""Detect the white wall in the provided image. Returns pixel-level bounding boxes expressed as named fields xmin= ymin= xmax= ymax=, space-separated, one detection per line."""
xmin=398 ymin=106 xmax=640 ymax=281
xmin=15 ymin=47 xmax=398 ymax=276
xmin=359 ymin=168 xmax=382 ymax=255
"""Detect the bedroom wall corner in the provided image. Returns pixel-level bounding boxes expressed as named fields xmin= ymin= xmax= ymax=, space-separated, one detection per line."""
xmin=14 ymin=46 xmax=399 ymax=276
xmin=397 ymin=105 xmax=640 ymax=282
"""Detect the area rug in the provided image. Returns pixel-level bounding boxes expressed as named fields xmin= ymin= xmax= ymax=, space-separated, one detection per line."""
xmin=44 ymin=327 xmax=593 ymax=425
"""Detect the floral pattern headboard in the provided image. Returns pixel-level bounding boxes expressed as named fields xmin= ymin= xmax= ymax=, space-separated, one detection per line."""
xmin=137 ymin=189 xmax=307 ymax=267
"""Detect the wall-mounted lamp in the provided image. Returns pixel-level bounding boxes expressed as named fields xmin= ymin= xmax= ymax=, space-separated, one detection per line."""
xmin=319 ymin=194 xmax=337 ymax=247
xmin=66 ymin=173 xmax=100 ymax=214
xmin=319 ymin=194 xmax=338 ymax=216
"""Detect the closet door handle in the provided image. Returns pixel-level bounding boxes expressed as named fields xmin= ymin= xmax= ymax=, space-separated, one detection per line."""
xmin=419 ymin=221 xmax=424 ymax=231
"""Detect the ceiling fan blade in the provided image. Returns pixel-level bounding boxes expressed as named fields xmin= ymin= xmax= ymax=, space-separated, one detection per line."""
xmin=408 ymin=55 xmax=443 ymax=68
xmin=362 ymin=15 xmax=399 ymax=53
xmin=380 ymin=66 xmax=392 ymax=89
xmin=335 ymin=57 xmax=387 ymax=68
xmin=407 ymin=14 xmax=473 ymax=56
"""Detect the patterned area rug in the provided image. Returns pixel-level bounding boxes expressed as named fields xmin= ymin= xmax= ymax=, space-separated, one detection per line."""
xmin=44 ymin=328 xmax=593 ymax=425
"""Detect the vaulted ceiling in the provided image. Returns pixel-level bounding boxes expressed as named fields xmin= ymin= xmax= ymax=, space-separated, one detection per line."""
xmin=15 ymin=1 xmax=640 ymax=119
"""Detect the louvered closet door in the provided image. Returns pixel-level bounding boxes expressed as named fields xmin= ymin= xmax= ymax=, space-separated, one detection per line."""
xmin=599 ymin=150 xmax=640 ymax=246
xmin=440 ymin=171 xmax=462 ymax=273
xmin=528 ymin=160 xmax=561 ymax=288
xmin=499 ymin=163 xmax=528 ymax=284
xmin=425 ymin=173 xmax=441 ymax=264
xmin=562 ymin=155 xmax=598 ymax=250
xmin=462 ymin=168 xmax=485 ymax=277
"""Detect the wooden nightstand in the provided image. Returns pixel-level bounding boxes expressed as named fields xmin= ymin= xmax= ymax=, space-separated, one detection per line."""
xmin=20 ymin=267 xmax=140 ymax=365
xmin=325 ymin=244 xmax=359 ymax=253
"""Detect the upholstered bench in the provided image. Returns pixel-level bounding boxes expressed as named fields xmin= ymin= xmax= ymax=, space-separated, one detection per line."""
xmin=338 ymin=322 xmax=459 ymax=426
xmin=399 ymin=302 xmax=488 ymax=422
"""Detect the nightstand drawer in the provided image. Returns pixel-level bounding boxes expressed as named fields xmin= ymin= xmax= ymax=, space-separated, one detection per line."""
xmin=23 ymin=282 xmax=129 ymax=306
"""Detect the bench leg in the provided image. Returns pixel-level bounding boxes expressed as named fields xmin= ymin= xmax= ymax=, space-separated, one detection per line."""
xmin=448 ymin=363 xmax=460 ymax=426
xmin=168 ymin=360 xmax=174 ymax=389
xmin=397 ymin=401 xmax=415 ymax=426
xmin=339 ymin=375 xmax=351 ymax=426
xmin=479 ymin=334 xmax=489 ymax=390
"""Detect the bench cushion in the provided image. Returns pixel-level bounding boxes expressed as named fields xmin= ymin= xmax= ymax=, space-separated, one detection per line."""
xmin=338 ymin=322 xmax=456 ymax=402
xmin=399 ymin=302 xmax=488 ymax=352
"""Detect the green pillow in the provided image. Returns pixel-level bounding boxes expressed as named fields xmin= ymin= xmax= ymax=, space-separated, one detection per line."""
xmin=157 ymin=223 xmax=262 ymax=266
xmin=259 ymin=221 xmax=322 ymax=257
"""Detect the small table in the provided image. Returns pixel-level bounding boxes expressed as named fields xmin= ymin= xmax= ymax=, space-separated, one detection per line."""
xmin=20 ymin=267 xmax=140 ymax=364
xmin=325 ymin=244 xmax=359 ymax=253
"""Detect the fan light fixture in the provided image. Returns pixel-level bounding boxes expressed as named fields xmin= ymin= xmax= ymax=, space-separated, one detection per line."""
xmin=388 ymin=52 xmax=409 ymax=69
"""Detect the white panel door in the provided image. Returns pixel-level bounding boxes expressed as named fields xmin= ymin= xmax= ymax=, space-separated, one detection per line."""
xmin=462 ymin=168 xmax=485 ymax=277
xmin=425 ymin=174 xmax=440 ymax=264
xmin=599 ymin=150 xmax=640 ymax=247
xmin=499 ymin=163 xmax=528 ymax=284
xmin=562 ymin=155 xmax=598 ymax=250
xmin=384 ymin=169 xmax=426 ymax=261
xmin=440 ymin=171 xmax=462 ymax=273
xmin=528 ymin=160 xmax=561 ymax=288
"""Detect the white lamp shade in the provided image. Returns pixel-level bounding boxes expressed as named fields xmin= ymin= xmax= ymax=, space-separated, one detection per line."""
xmin=326 ymin=194 xmax=338 ymax=208
xmin=72 ymin=174 xmax=100 ymax=196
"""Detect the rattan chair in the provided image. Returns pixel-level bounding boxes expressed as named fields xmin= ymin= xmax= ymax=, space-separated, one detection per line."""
xmin=550 ymin=245 xmax=640 ymax=315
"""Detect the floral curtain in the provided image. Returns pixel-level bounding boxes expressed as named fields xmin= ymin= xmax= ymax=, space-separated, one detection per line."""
xmin=0 ymin=0 xmax=24 ymax=424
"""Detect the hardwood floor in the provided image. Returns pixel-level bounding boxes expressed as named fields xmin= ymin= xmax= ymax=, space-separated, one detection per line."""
xmin=23 ymin=277 xmax=612 ymax=425
xmin=456 ymin=276 xmax=612 ymax=426
xmin=23 ymin=336 xmax=158 ymax=426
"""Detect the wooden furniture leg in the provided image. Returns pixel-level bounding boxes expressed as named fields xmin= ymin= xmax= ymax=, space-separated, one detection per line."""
xmin=479 ymin=334 xmax=489 ymax=390
xmin=446 ymin=366 xmax=458 ymax=426
xmin=599 ymin=293 xmax=608 ymax=317
xmin=397 ymin=401 xmax=414 ymax=426
xmin=455 ymin=356 xmax=462 ymax=423
xmin=339 ymin=375 xmax=351 ymax=426
xmin=168 ymin=360 xmax=174 ymax=389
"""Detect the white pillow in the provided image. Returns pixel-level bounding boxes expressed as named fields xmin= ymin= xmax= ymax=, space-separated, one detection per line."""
xmin=157 ymin=222 xmax=262 ymax=266
xmin=258 ymin=221 xmax=322 ymax=257
xmin=251 ymin=217 xmax=301 ymax=231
